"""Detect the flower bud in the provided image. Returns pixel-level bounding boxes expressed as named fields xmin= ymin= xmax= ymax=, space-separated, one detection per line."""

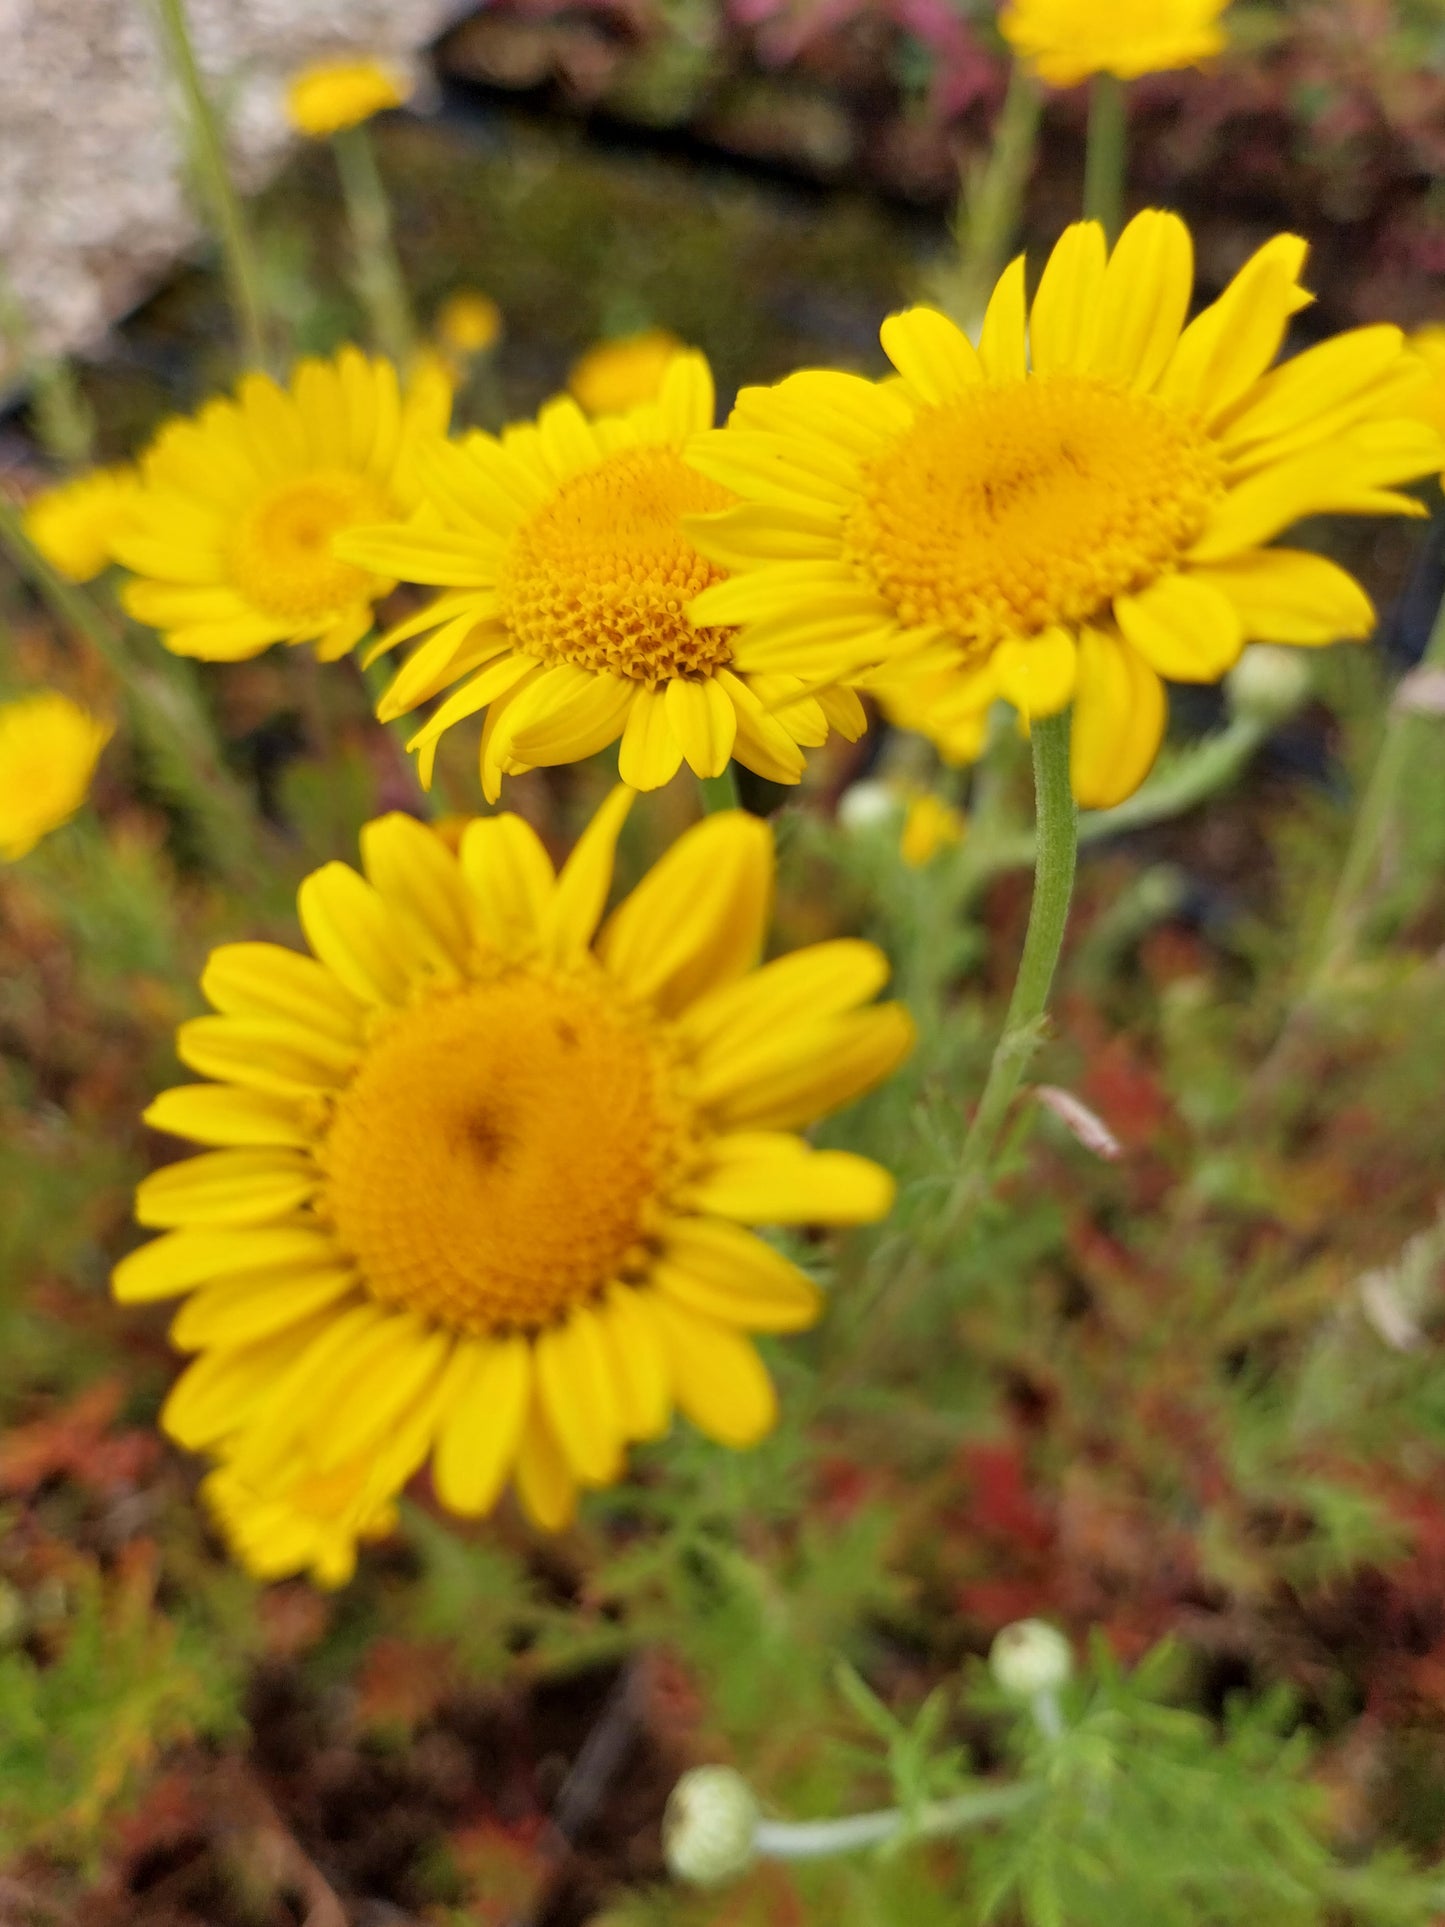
xmin=663 ymin=1765 xmax=760 ymax=1887
xmin=989 ymin=1619 xmax=1073 ymax=1698
xmin=1225 ymin=645 xmax=1312 ymax=726
xmin=837 ymin=779 xmax=900 ymax=832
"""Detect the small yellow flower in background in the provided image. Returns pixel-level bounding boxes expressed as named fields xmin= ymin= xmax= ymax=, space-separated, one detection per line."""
xmin=999 ymin=0 xmax=1231 ymax=87
xmin=569 ymin=328 xmax=687 ymax=417
xmin=0 ymin=692 xmax=112 ymax=860
xmin=1409 ymin=326 xmax=1445 ymax=460
xmin=686 ymin=211 xmax=1443 ymax=810
xmin=115 ymin=792 xmax=912 ymax=1582
xmin=900 ymin=792 xmax=967 ymax=867
xmin=23 ymin=465 xmax=140 ymax=583
xmin=436 ymin=290 xmax=504 ymax=360
xmin=114 ymin=347 xmax=452 ymax=663
xmin=337 ymin=352 xmax=865 ymax=798
xmin=285 ymin=57 xmax=411 ymax=139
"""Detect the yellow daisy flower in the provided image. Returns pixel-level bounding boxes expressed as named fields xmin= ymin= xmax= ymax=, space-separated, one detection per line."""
xmin=686 ymin=211 xmax=1442 ymax=808
xmin=113 ymin=348 xmax=452 ymax=663
xmin=285 ymin=57 xmax=411 ymax=139
xmin=899 ymin=792 xmax=967 ymax=868
xmin=23 ymin=464 xmax=140 ymax=583
xmin=436 ymin=290 xmax=504 ymax=359
xmin=115 ymin=791 xmax=912 ymax=1579
xmin=0 ymin=692 xmax=112 ymax=860
xmin=999 ymin=0 xmax=1230 ymax=88
xmin=336 ymin=353 xmax=866 ymax=798
xmin=569 ymin=329 xmax=687 ymax=417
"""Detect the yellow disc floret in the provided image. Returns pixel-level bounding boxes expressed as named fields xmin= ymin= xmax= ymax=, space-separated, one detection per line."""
xmin=498 ymin=446 xmax=735 ymax=682
xmin=227 ymin=471 xmax=393 ymax=625
xmin=844 ymin=376 xmax=1223 ymax=652
xmin=323 ymin=968 xmax=692 ymax=1334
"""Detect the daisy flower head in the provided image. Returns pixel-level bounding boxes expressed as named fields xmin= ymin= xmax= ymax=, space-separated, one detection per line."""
xmin=116 ymin=791 xmax=913 ymax=1580
xmin=23 ymin=465 xmax=140 ymax=583
xmin=114 ymin=348 xmax=453 ymax=663
xmin=0 ymin=692 xmax=113 ymax=861
xmin=685 ymin=212 xmax=1444 ymax=808
xmin=999 ymin=0 xmax=1230 ymax=88
xmin=286 ymin=57 xmax=411 ymax=138
xmin=336 ymin=352 xmax=866 ymax=799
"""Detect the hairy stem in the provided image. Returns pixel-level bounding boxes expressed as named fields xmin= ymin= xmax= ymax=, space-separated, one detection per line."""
xmin=1083 ymin=71 xmax=1127 ymax=241
xmin=948 ymin=63 xmax=1043 ymax=326
xmin=700 ymin=765 xmax=740 ymax=813
xmin=951 ymin=709 xmax=1078 ymax=1209
xmin=332 ymin=123 xmax=415 ymax=369
xmin=754 ymin=1783 xmax=1036 ymax=1863
xmin=152 ymin=0 xmax=270 ymax=368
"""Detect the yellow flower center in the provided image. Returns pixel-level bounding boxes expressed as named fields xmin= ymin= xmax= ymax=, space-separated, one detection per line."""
xmin=497 ymin=445 xmax=736 ymax=682
xmin=845 ymin=374 xmax=1224 ymax=649
xmin=320 ymin=968 xmax=692 ymax=1335
xmin=228 ymin=470 xmax=393 ymax=623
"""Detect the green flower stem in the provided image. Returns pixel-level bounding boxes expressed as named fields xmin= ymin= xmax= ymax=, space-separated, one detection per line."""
xmin=951 ymin=709 xmax=1078 ymax=1207
xmin=700 ymin=765 xmax=740 ymax=813
xmin=1083 ymin=71 xmax=1128 ymax=240
xmin=0 ymin=492 xmax=259 ymax=878
xmin=1305 ymin=589 xmax=1445 ymax=995
xmin=151 ymin=0 xmax=270 ymax=369
xmin=948 ymin=62 xmax=1043 ymax=326
xmin=332 ymin=123 xmax=415 ymax=369
xmin=754 ymin=1782 xmax=1036 ymax=1863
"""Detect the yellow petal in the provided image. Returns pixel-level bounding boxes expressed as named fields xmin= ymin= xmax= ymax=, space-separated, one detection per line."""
xmin=1029 ymin=222 xmax=1108 ymax=376
xmin=652 ymin=1299 xmax=777 ymax=1447
xmin=460 ymin=812 xmax=555 ymax=953
xmin=1158 ymin=233 xmax=1311 ymax=420
xmin=1192 ymin=549 xmax=1375 ymax=645
xmin=688 ymin=1133 xmax=897 ymax=1224
xmin=679 ymin=938 xmax=891 ymax=1054
xmin=176 ymin=1014 xmax=359 ymax=1098
xmin=717 ymin=670 xmax=809 ymax=784
xmin=1088 ymin=210 xmax=1194 ymax=393
xmin=978 ymin=254 xmax=1028 ymax=382
xmin=170 ymin=1265 xmax=359 ymax=1350
xmin=879 ymin=307 xmax=982 ymax=403
xmin=992 ymin=627 xmax=1078 ymax=719
xmin=514 ymin=1398 xmax=577 ymax=1532
xmin=1070 ymin=627 xmax=1168 ymax=809
xmin=360 ymin=812 xmax=472 ymax=976
xmin=664 ymin=676 xmax=738 ymax=778
xmin=298 ymin=864 xmax=412 ymax=1005
xmin=202 ymin=942 xmax=363 ymax=1040
xmin=1114 ymin=572 xmax=1244 ymax=682
xmin=306 ymin=1318 xmax=452 ymax=1472
xmin=162 ymin=1323 xmax=329 ymax=1452
xmin=134 ymin=1148 xmax=319 ymax=1228
xmin=600 ymin=1285 xmax=672 ymax=1440
xmin=432 ymin=1334 xmax=532 ymax=1517
xmin=683 ymin=501 xmax=845 ymax=571
xmin=501 ymin=665 xmax=635 ymax=767
xmin=535 ymin=1306 xmax=623 ymax=1486
xmin=599 ymin=811 xmax=772 ymax=1013
xmin=143 ymin=1085 xmax=313 ymax=1149
xmin=112 ymin=1223 xmax=339 ymax=1302
xmin=692 ymin=1003 xmax=916 ymax=1131
xmin=654 ymin=350 xmax=716 ymax=441
xmin=618 ymin=683 xmax=685 ymax=789
xmin=653 ymin=1217 xmax=822 ymax=1332
xmin=546 ymin=783 xmax=635 ymax=960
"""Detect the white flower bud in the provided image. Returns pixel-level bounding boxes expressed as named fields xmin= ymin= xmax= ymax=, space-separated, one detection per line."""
xmin=663 ymin=1765 xmax=760 ymax=1887
xmin=989 ymin=1619 xmax=1074 ymax=1698
xmin=837 ymin=780 xmax=901 ymax=832
xmin=1226 ymin=645 xmax=1313 ymax=726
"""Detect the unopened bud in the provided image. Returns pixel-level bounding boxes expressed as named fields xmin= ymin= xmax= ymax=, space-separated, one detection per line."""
xmin=1226 ymin=645 xmax=1312 ymax=726
xmin=989 ymin=1619 xmax=1073 ymax=1699
xmin=663 ymin=1765 xmax=760 ymax=1887
xmin=837 ymin=780 xmax=900 ymax=833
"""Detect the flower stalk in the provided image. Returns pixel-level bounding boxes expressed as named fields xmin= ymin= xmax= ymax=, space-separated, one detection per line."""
xmin=946 ymin=63 xmax=1043 ymax=327
xmin=151 ymin=0 xmax=270 ymax=369
xmin=753 ymin=1782 xmax=1037 ymax=1862
xmin=331 ymin=123 xmax=415 ymax=369
xmin=952 ymin=708 xmax=1078 ymax=1206
xmin=700 ymin=765 xmax=741 ymax=813
xmin=1083 ymin=72 xmax=1127 ymax=239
